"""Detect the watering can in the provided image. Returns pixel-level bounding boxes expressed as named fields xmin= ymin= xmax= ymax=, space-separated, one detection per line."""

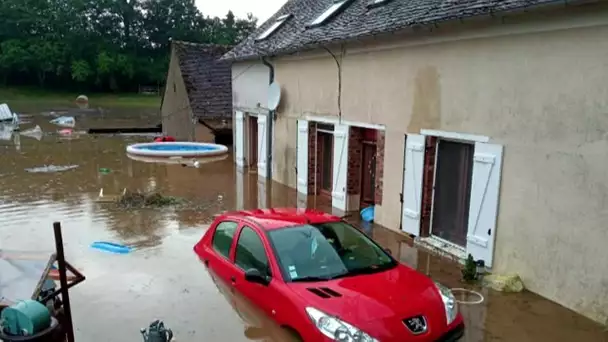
xmin=141 ymin=320 xmax=173 ymax=342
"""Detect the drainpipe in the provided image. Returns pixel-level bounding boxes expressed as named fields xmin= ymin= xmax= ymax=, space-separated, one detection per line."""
xmin=262 ymin=57 xmax=275 ymax=182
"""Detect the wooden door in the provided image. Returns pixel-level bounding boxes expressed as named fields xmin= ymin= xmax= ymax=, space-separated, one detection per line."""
xmin=360 ymin=142 xmax=377 ymax=208
xmin=249 ymin=117 xmax=258 ymax=169
xmin=431 ymin=140 xmax=474 ymax=247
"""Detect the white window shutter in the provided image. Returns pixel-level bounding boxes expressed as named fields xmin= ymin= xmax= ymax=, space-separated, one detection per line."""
xmin=466 ymin=142 xmax=504 ymax=267
xmin=257 ymin=115 xmax=267 ymax=178
xmin=332 ymin=123 xmax=349 ymax=211
xmin=234 ymin=111 xmax=246 ymax=168
xmin=401 ymin=134 xmax=426 ymax=236
xmin=296 ymin=119 xmax=309 ymax=194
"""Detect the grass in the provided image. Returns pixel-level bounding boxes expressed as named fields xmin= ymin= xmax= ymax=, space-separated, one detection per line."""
xmin=0 ymin=86 xmax=161 ymax=108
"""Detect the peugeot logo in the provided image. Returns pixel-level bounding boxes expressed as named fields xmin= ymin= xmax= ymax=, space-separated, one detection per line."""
xmin=403 ymin=315 xmax=428 ymax=335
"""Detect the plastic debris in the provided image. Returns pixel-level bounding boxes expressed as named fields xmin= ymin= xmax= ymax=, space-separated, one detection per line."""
xmin=25 ymin=164 xmax=79 ymax=173
xmin=0 ymin=104 xmax=19 ymax=125
xmin=75 ymin=95 xmax=89 ymax=103
xmin=141 ymin=320 xmax=173 ymax=342
xmin=90 ymin=241 xmax=132 ymax=254
xmin=360 ymin=206 xmax=375 ymax=223
xmin=49 ymin=116 xmax=76 ymax=128
xmin=482 ymin=274 xmax=525 ymax=293
xmin=99 ymin=168 xmax=112 ymax=174
xmin=0 ymin=124 xmax=13 ymax=141
xmin=20 ymin=125 xmax=43 ymax=141
xmin=58 ymin=128 xmax=73 ymax=136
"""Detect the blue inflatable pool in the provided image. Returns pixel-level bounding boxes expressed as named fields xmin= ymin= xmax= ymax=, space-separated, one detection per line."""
xmin=126 ymin=142 xmax=228 ymax=158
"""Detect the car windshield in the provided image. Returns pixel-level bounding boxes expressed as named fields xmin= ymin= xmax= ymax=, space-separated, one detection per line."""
xmin=267 ymin=221 xmax=397 ymax=282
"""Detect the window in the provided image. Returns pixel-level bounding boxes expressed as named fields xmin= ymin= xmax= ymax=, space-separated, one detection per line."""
xmin=235 ymin=226 xmax=271 ymax=276
xmin=307 ymin=0 xmax=352 ymax=28
xmin=267 ymin=221 xmax=396 ymax=282
xmin=212 ymin=221 xmax=238 ymax=258
xmin=256 ymin=14 xmax=292 ymax=41
xmin=367 ymin=0 xmax=392 ymax=8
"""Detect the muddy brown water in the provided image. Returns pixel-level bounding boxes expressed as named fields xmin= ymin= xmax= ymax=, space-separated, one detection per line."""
xmin=1 ymin=106 xmax=607 ymax=341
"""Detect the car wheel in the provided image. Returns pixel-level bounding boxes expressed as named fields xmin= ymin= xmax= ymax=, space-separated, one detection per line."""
xmin=282 ymin=327 xmax=303 ymax=342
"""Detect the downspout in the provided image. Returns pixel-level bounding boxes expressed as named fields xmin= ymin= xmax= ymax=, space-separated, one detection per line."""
xmin=262 ymin=57 xmax=275 ymax=181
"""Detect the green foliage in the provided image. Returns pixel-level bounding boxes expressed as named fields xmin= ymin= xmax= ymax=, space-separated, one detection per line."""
xmin=462 ymin=254 xmax=478 ymax=283
xmin=0 ymin=0 xmax=257 ymax=91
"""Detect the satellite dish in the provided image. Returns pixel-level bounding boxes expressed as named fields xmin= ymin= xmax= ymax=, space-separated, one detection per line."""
xmin=268 ymin=82 xmax=282 ymax=111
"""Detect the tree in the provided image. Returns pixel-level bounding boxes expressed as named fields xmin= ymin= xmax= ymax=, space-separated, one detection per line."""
xmin=0 ymin=0 xmax=258 ymax=92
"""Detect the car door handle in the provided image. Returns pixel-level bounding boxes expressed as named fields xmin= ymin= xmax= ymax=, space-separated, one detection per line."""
xmin=231 ymin=276 xmax=236 ymax=284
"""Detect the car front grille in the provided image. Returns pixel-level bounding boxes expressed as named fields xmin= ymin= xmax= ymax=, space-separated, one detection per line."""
xmin=403 ymin=315 xmax=428 ymax=335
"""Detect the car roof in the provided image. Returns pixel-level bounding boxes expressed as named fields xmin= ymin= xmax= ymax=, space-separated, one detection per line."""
xmin=216 ymin=208 xmax=341 ymax=231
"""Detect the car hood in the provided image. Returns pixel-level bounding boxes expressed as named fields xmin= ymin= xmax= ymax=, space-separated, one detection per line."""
xmin=288 ymin=264 xmax=442 ymax=323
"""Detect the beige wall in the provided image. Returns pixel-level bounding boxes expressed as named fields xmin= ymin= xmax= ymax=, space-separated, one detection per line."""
xmin=161 ymin=48 xmax=195 ymax=141
xmin=270 ymin=5 xmax=608 ymax=324
xmin=232 ymin=62 xmax=270 ymax=111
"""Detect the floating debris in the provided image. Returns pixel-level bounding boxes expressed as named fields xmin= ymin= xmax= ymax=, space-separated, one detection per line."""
xmin=59 ymin=128 xmax=73 ymax=136
xmin=99 ymin=168 xmax=112 ymax=174
xmin=91 ymin=241 xmax=132 ymax=254
xmin=50 ymin=116 xmax=76 ymax=128
xmin=0 ymin=124 xmax=13 ymax=141
xmin=20 ymin=125 xmax=43 ymax=141
xmin=25 ymin=164 xmax=79 ymax=173
xmin=0 ymin=103 xmax=19 ymax=126
xmin=115 ymin=190 xmax=182 ymax=208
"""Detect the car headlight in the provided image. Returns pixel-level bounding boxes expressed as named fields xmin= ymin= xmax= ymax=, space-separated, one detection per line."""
xmin=306 ymin=307 xmax=378 ymax=342
xmin=434 ymin=282 xmax=458 ymax=325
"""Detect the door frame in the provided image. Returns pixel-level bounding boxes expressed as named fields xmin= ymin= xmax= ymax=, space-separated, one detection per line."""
xmin=428 ymin=138 xmax=475 ymax=251
xmin=316 ymin=129 xmax=334 ymax=197
xmin=419 ymin=129 xmax=499 ymax=264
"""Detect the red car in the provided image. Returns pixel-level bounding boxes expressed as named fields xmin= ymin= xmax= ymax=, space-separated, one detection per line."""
xmin=194 ymin=208 xmax=464 ymax=342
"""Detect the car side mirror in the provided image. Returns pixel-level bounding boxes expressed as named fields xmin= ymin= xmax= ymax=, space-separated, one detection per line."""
xmin=385 ymin=248 xmax=393 ymax=255
xmin=245 ymin=268 xmax=271 ymax=286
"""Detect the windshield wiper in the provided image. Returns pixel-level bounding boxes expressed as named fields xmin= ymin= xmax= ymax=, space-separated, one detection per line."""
xmin=291 ymin=276 xmax=333 ymax=282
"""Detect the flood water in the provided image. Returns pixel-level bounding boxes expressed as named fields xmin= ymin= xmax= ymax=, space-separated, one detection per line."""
xmin=1 ymin=104 xmax=607 ymax=341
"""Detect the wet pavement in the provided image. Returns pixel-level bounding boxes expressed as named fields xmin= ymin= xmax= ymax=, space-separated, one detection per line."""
xmin=1 ymin=105 xmax=607 ymax=341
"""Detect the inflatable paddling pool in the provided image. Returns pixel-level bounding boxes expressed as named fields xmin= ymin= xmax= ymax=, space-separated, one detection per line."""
xmin=127 ymin=153 xmax=229 ymax=165
xmin=126 ymin=142 xmax=228 ymax=159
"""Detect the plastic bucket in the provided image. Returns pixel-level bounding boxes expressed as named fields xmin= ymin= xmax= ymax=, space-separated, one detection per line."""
xmin=0 ymin=300 xmax=51 ymax=337
xmin=0 ymin=317 xmax=61 ymax=342
xmin=360 ymin=206 xmax=375 ymax=223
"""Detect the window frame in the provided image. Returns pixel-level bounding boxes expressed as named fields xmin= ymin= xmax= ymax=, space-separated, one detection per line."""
xmin=255 ymin=14 xmax=293 ymax=42
xmin=211 ymin=220 xmax=240 ymax=260
xmin=307 ymin=0 xmax=353 ymax=28
xmin=234 ymin=225 xmax=273 ymax=277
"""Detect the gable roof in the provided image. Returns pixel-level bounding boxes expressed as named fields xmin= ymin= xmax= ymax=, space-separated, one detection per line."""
xmin=172 ymin=40 xmax=233 ymax=119
xmin=223 ymin=0 xmax=578 ymax=62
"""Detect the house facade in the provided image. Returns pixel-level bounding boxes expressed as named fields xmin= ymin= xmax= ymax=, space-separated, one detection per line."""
xmin=161 ymin=40 xmax=233 ymax=143
xmin=226 ymin=0 xmax=608 ymax=324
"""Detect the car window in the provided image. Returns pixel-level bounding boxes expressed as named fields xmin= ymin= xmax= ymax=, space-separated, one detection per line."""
xmin=267 ymin=221 xmax=396 ymax=282
xmin=212 ymin=221 xmax=239 ymax=259
xmin=235 ymin=226 xmax=271 ymax=276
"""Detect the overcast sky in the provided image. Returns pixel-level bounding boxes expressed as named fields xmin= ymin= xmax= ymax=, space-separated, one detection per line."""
xmin=195 ymin=0 xmax=287 ymax=25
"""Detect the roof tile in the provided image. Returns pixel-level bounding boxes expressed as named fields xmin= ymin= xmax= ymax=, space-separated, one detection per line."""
xmin=173 ymin=41 xmax=233 ymax=119
xmin=223 ymin=0 xmax=568 ymax=61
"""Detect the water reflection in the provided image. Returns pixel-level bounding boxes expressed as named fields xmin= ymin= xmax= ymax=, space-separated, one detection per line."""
xmin=0 ymin=108 xmax=606 ymax=341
